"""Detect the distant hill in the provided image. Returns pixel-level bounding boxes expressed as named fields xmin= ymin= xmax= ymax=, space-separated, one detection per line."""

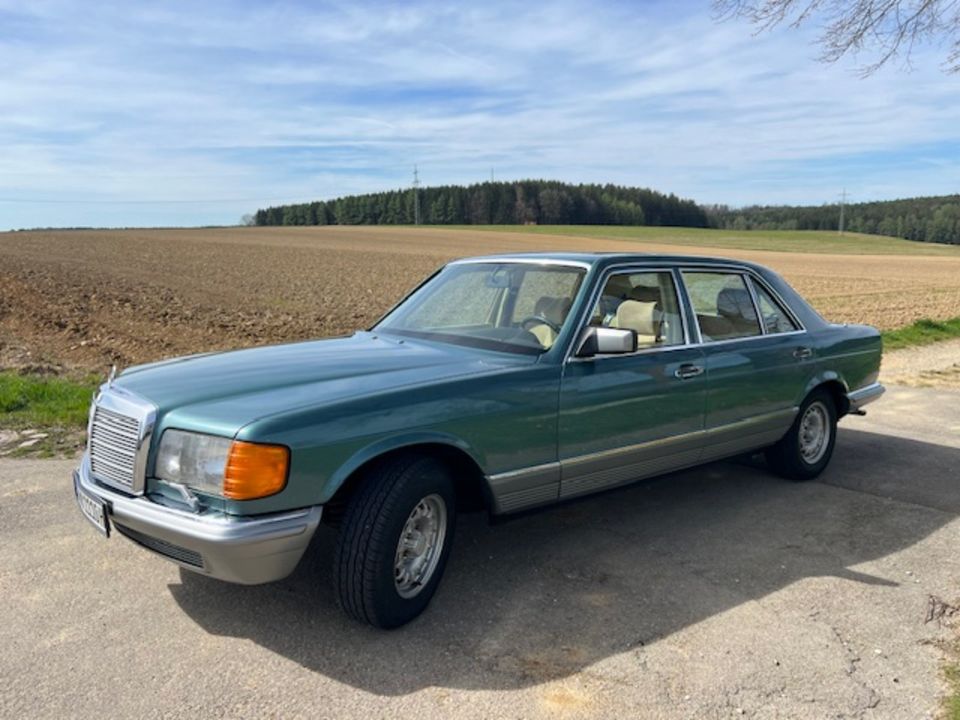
xmin=254 ymin=180 xmax=709 ymax=229
xmin=706 ymin=195 xmax=960 ymax=245
xmin=254 ymin=182 xmax=960 ymax=246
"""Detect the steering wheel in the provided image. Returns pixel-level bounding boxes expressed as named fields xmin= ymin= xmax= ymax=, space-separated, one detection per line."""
xmin=520 ymin=314 xmax=562 ymax=334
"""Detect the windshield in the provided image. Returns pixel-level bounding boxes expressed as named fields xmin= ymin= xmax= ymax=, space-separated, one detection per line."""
xmin=375 ymin=262 xmax=586 ymax=355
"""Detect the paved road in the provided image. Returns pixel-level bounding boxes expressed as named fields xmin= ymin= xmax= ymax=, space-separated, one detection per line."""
xmin=2 ymin=386 xmax=959 ymax=719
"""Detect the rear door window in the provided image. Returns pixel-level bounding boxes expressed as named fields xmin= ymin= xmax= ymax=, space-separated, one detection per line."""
xmin=682 ymin=271 xmax=762 ymax=342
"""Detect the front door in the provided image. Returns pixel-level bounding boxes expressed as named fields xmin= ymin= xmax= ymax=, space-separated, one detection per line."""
xmin=558 ymin=268 xmax=707 ymax=499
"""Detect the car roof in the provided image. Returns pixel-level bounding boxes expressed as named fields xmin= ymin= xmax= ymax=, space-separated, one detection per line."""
xmin=450 ymin=252 xmax=763 ymax=272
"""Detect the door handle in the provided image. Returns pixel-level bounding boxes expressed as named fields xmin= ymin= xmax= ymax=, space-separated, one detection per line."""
xmin=674 ymin=363 xmax=704 ymax=380
xmin=793 ymin=347 xmax=813 ymax=360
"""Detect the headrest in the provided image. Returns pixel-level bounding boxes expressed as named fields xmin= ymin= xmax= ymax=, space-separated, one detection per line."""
xmin=603 ymin=275 xmax=635 ymax=299
xmin=717 ymin=288 xmax=757 ymax=321
xmin=615 ymin=300 xmax=661 ymax=336
xmin=630 ymin=285 xmax=662 ymax=304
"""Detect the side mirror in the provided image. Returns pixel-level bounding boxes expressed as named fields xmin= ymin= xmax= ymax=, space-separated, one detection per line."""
xmin=575 ymin=326 xmax=637 ymax=358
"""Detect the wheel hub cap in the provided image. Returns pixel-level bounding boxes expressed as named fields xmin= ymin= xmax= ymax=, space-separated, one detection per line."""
xmin=799 ymin=401 xmax=830 ymax=465
xmin=394 ymin=494 xmax=447 ymax=599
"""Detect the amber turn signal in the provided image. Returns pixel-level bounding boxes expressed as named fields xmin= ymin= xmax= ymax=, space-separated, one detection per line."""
xmin=223 ymin=441 xmax=290 ymax=500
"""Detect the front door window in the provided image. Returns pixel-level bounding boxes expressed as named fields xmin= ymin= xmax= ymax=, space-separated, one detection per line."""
xmin=590 ymin=271 xmax=685 ymax=349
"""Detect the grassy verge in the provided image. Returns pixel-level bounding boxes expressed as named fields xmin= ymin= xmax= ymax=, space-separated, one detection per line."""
xmin=882 ymin=317 xmax=960 ymax=351
xmin=945 ymin=656 xmax=960 ymax=720
xmin=447 ymin=224 xmax=960 ymax=256
xmin=0 ymin=371 xmax=99 ymax=457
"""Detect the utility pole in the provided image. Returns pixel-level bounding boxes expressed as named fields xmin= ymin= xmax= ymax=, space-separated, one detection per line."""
xmin=838 ymin=188 xmax=848 ymax=235
xmin=412 ymin=165 xmax=421 ymax=225
xmin=490 ymin=168 xmax=494 ymax=183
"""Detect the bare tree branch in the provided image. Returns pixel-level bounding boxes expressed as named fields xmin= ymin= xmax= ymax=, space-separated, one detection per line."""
xmin=714 ymin=0 xmax=960 ymax=74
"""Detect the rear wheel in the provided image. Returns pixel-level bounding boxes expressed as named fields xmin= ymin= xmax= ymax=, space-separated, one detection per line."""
xmin=333 ymin=454 xmax=456 ymax=629
xmin=765 ymin=389 xmax=837 ymax=481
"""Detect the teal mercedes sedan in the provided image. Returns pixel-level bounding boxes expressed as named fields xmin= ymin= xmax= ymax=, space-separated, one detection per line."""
xmin=74 ymin=253 xmax=884 ymax=628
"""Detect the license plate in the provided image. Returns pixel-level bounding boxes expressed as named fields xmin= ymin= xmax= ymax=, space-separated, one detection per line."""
xmin=75 ymin=476 xmax=110 ymax=537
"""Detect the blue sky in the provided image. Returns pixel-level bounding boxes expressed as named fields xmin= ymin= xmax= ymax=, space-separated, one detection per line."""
xmin=1 ymin=0 xmax=958 ymax=229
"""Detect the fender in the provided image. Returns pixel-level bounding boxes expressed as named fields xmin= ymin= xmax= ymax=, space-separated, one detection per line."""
xmin=323 ymin=430 xmax=489 ymax=502
xmin=803 ymin=367 xmax=850 ymax=398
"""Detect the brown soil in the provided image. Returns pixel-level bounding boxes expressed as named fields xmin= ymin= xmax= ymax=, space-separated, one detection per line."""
xmin=2 ymin=226 xmax=960 ymax=377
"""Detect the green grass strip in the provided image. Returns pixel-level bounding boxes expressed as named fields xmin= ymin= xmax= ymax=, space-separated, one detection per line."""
xmin=443 ymin=224 xmax=960 ymax=256
xmin=0 ymin=372 xmax=99 ymax=430
xmin=943 ymin=662 xmax=960 ymax=720
xmin=882 ymin=317 xmax=960 ymax=351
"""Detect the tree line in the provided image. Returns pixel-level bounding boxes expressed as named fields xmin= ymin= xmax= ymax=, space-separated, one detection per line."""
xmin=253 ymin=180 xmax=709 ymax=228
xmin=253 ymin=181 xmax=960 ymax=246
xmin=706 ymin=195 xmax=960 ymax=245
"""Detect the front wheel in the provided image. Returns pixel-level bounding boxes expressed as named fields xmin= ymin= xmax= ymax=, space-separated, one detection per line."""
xmin=765 ymin=389 xmax=837 ymax=481
xmin=333 ymin=454 xmax=456 ymax=629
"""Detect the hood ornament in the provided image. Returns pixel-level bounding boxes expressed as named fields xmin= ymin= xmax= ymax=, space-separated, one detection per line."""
xmin=107 ymin=364 xmax=117 ymax=386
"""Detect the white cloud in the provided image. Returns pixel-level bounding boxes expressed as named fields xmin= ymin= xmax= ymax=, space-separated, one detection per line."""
xmin=0 ymin=0 xmax=958 ymax=228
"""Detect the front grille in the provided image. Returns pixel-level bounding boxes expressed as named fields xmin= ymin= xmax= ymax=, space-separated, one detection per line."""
xmin=115 ymin=524 xmax=204 ymax=568
xmin=89 ymin=405 xmax=141 ymax=490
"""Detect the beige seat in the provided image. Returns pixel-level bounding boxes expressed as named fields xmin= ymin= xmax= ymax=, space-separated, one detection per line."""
xmin=611 ymin=300 xmax=661 ymax=346
xmin=529 ymin=296 xmax=571 ymax=349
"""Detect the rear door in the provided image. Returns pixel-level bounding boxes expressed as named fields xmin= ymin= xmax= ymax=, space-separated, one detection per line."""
xmin=679 ymin=268 xmax=814 ymax=461
xmin=557 ymin=267 xmax=707 ymax=498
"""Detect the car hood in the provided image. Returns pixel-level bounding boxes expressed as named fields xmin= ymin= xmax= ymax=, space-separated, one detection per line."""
xmin=114 ymin=332 xmax=529 ymax=437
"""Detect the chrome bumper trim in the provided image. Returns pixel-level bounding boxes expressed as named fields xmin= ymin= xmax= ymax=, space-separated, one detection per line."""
xmin=847 ymin=382 xmax=885 ymax=412
xmin=74 ymin=453 xmax=322 ymax=585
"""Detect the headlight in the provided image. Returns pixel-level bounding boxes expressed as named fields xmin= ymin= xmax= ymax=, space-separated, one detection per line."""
xmin=155 ymin=430 xmax=289 ymax=500
xmin=155 ymin=430 xmax=231 ymax=496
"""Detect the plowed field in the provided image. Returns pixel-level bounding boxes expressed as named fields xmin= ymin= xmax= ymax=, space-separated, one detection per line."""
xmin=2 ymin=226 xmax=960 ymax=374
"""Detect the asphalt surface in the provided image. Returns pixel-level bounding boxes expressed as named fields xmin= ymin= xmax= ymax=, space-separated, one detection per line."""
xmin=2 ymin=385 xmax=959 ymax=719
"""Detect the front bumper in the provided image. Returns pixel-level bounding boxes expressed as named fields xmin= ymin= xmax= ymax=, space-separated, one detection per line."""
xmin=847 ymin=381 xmax=885 ymax=413
xmin=74 ymin=453 xmax=322 ymax=584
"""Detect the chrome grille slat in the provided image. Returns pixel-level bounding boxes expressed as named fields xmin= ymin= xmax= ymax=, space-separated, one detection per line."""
xmin=90 ymin=434 xmax=138 ymax=454
xmin=90 ymin=450 xmax=135 ymax=471
xmin=93 ymin=419 xmax=139 ymax=436
xmin=94 ymin=418 xmax=139 ymax=434
xmin=87 ymin=387 xmax=156 ymax=495
xmin=93 ymin=424 xmax=139 ymax=441
xmin=94 ymin=407 xmax=139 ymax=424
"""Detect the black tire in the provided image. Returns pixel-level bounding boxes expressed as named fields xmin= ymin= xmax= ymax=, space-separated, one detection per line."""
xmin=765 ymin=389 xmax=837 ymax=482
xmin=333 ymin=454 xmax=456 ymax=629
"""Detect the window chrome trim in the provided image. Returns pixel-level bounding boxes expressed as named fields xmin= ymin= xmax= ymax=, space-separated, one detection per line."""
xmin=679 ymin=328 xmax=808 ymax=349
xmin=450 ymin=257 xmax=593 ymax=269
xmin=564 ymin=264 xmax=693 ymax=363
xmin=744 ymin=274 xmax=766 ymax=335
xmin=674 ymin=267 xmax=703 ymax=345
xmin=745 ymin=274 xmax=806 ymax=335
xmin=559 ymin=259 xmax=810 ymax=361
xmin=679 ymin=267 xmax=765 ymax=342
xmin=567 ymin=340 xmax=701 ymax=363
xmin=663 ymin=262 xmax=806 ymax=335
xmin=678 ymin=266 xmax=808 ymax=346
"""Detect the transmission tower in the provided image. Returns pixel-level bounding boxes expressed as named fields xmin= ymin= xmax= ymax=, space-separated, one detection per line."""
xmin=413 ymin=165 xmax=421 ymax=225
xmin=838 ymin=188 xmax=848 ymax=235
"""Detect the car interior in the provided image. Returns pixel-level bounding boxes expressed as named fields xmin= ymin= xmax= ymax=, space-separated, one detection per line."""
xmin=587 ymin=272 xmax=684 ymax=349
xmin=695 ymin=286 xmax=762 ymax=341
